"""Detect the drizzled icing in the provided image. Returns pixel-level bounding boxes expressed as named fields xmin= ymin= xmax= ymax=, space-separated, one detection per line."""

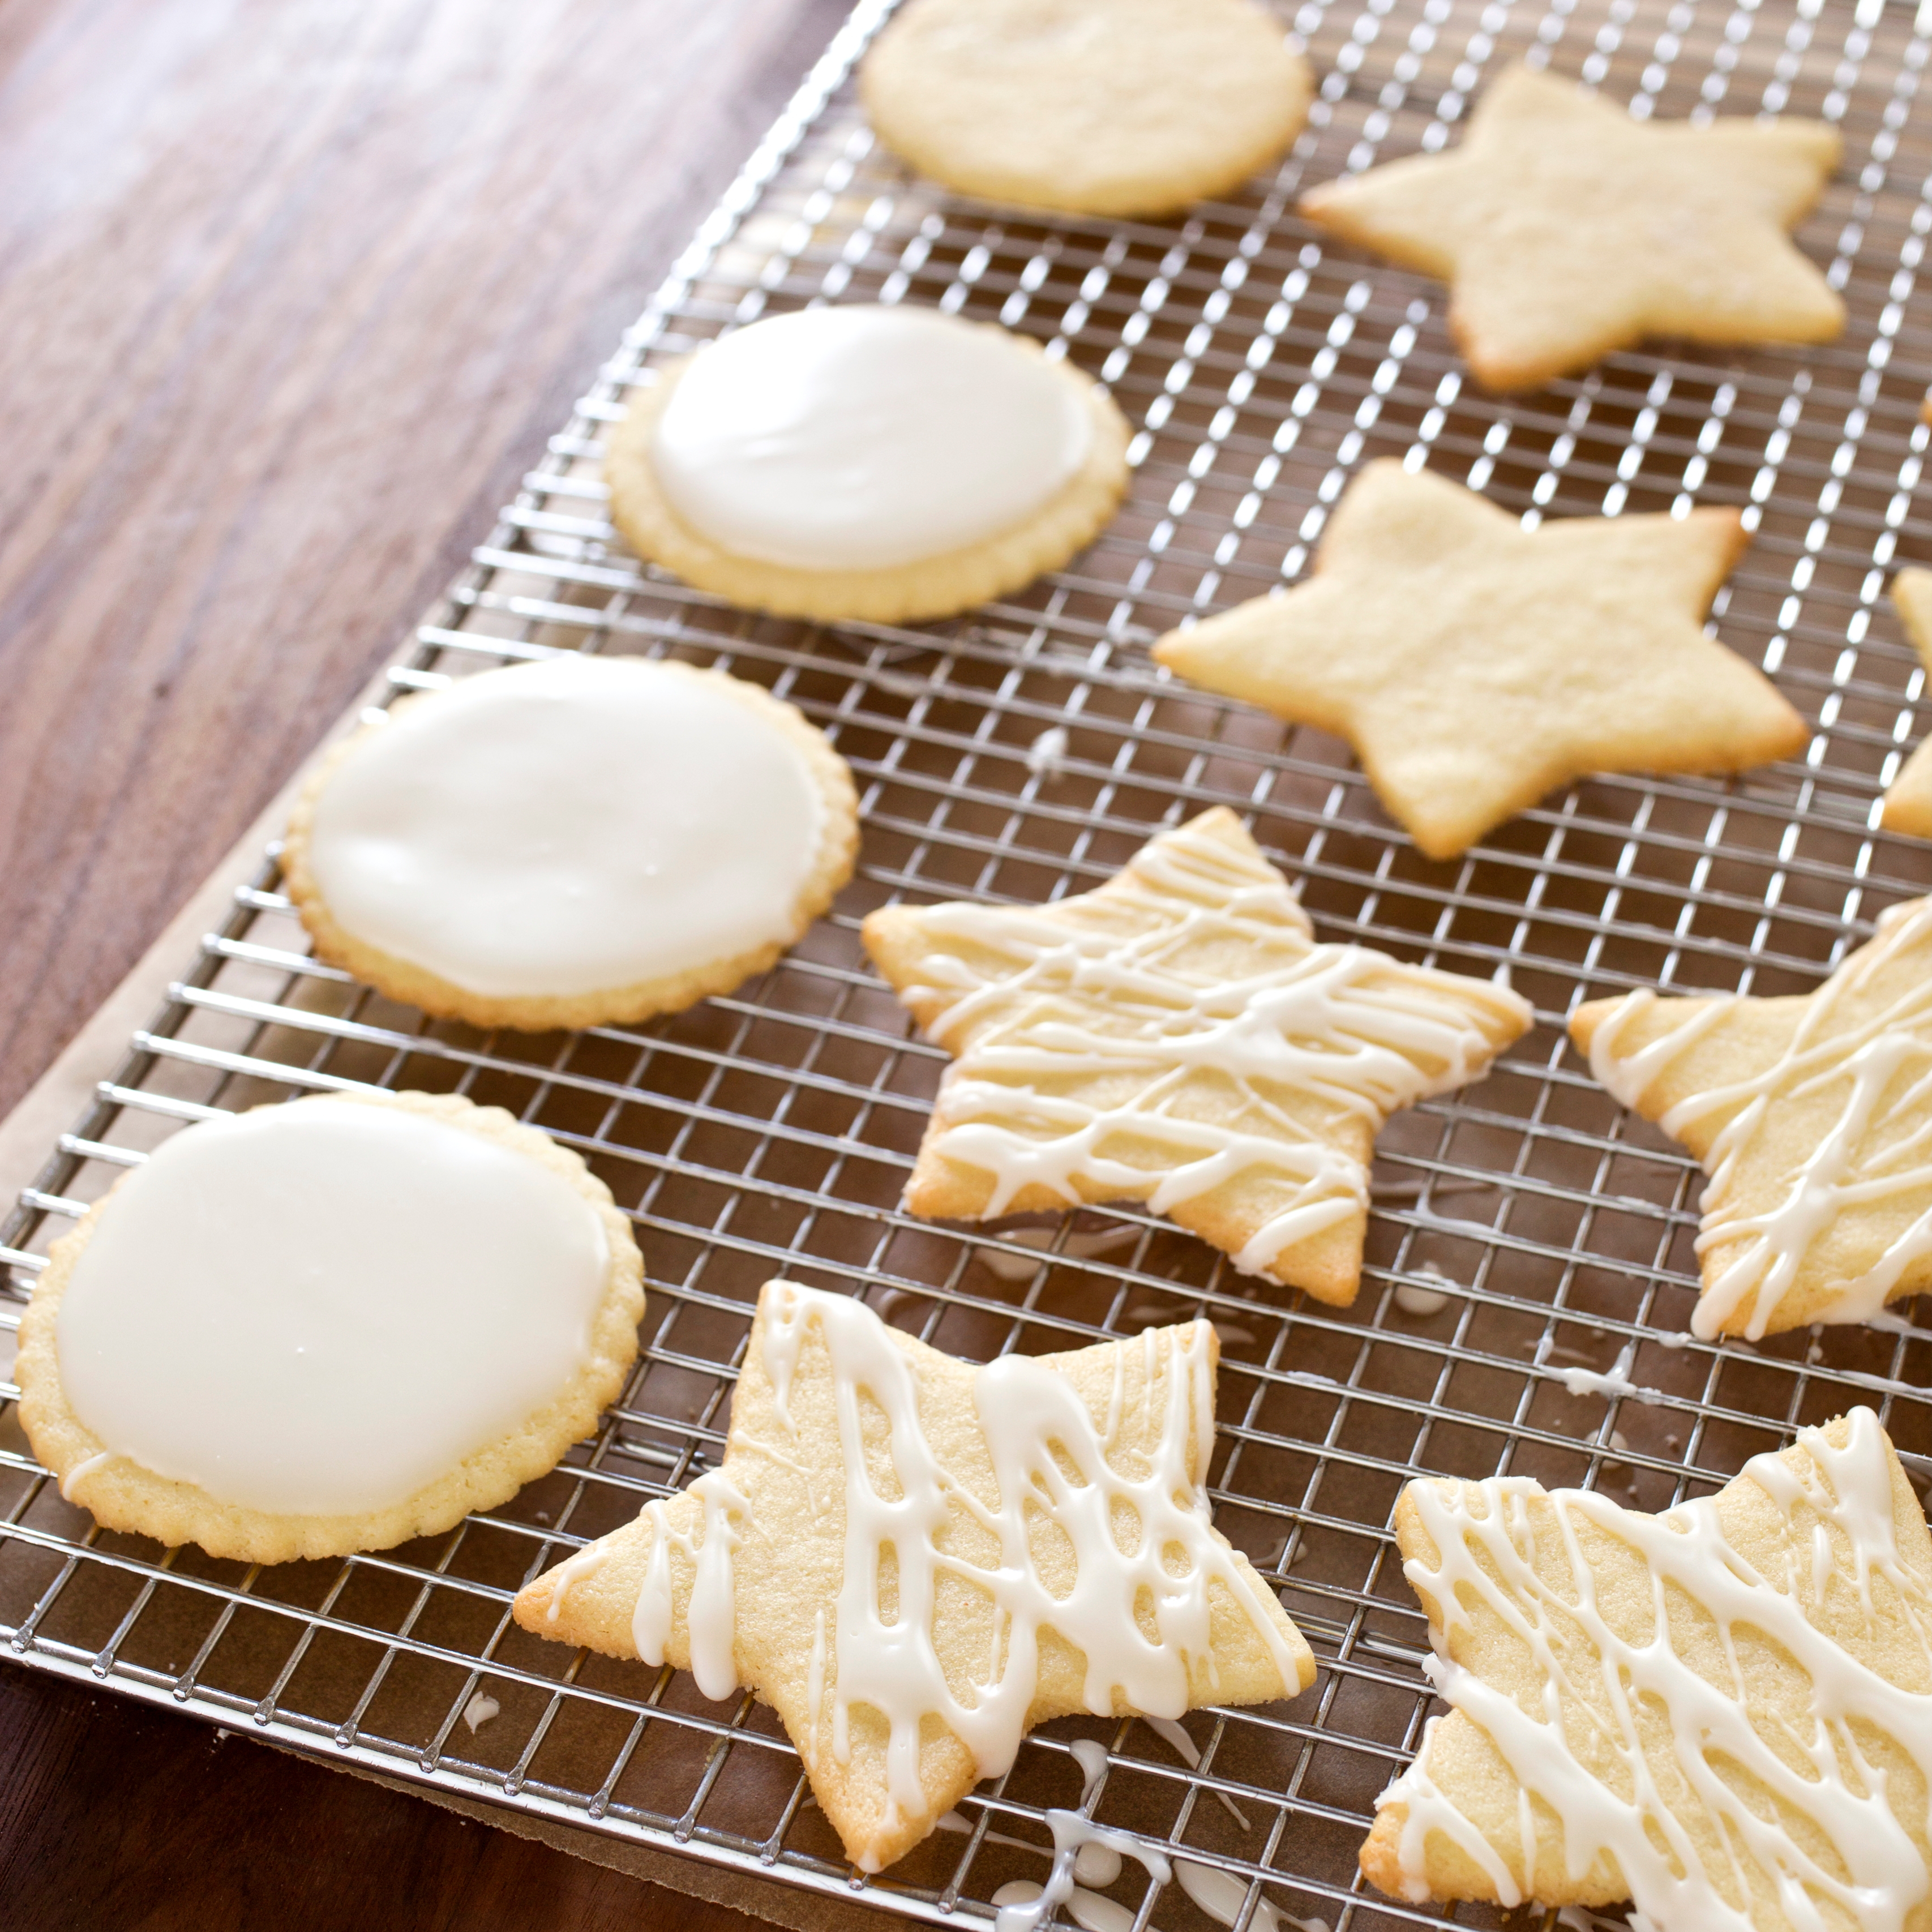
xmin=304 ymin=655 xmax=826 ymax=1001
xmin=1586 ymin=899 xmax=1932 ymax=1339
xmin=650 ymin=305 xmax=1091 ymax=572
xmin=882 ymin=813 xmax=1529 ymax=1277
xmin=633 ymin=1471 xmax=747 ymax=1702
xmin=756 ymin=1283 xmax=1303 ymax=1864
xmin=1381 ymin=1406 xmax=1932 ymax=1932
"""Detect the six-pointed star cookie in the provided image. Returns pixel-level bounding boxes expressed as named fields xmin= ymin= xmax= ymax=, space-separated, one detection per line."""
xmin=514 ymin=1279 xmax=1314 ymax=1873
xmin=1153 ymin=461 xmax=1809 ymax=860
xmin=860 ymin=807 xmax=1530 ymax=1304
xmin=1361 ymin=1408 xmax=1932 ymax=1928
xmin=1571 ymin=898 xmax=1932 ymax=1339
xmin=1880 ymin=568 xmax=1932 ymax=837
xmin=1300 ymin=63 xmax=1843 ymax=391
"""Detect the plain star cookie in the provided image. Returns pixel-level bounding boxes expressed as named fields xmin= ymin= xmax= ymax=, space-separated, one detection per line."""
xmin=603 ymin=305 xmax=1130 ymax=624
xmin=18 ymin=1090 xmax=644 ymax=1564
xmin=1880 ymin=568 xmax=1932 ymax=836
xmin=859 ymin=0 xmax=1313 ymax=219
xmin=860 ymin=808 xmax=1530 ymax=1305
xmin=1301 ymin=63 xmax=1843 ymax=391
xmin=514 ymin=1279 xmax=1313 ymax=1873
xmin=1361 ymin=1407 xmax=1932 ymax=1932
xmin=1153 ymin=460 xmax=1808 ymax=859
xmin=284 ymin=653 xmax=858 ymax=1032
xmin=1571 ymin=899 xmax=1932 ymax=1339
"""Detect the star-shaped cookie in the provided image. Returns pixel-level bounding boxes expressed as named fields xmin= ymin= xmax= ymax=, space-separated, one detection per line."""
xmin=514 ymin=1279 xmax=1313 ymax=1873
xmin=1153 ymin=461 xmax=1809 ymax=860
xmin=1361 ymin=1407 xmax=1932 ymax=1926
xmin=860 ymin=807 xmax=1530 ymax=1304
xmin=1880 ymin=568 xmax=1932 ymax=837
xmin=1571 ymin=898 xmax=1932 ymax=1339
xmin=1300 ymin=63 xmax=1843 ymax=390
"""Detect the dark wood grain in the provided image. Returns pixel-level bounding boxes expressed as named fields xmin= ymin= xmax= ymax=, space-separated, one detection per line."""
xmin=0 ymin=0 xmax=853 ymax=1922
xmin=0 ymin=1668 xmax=781 ymax=1930
xmin=0 ymin=0 xmax=849 ymax=1121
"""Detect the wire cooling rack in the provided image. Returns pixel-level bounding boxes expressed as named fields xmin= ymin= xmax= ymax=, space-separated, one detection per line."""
xmin=6 ymin=0 xmax=1932 ymax=1925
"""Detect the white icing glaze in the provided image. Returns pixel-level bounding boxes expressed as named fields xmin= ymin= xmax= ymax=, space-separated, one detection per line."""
xmin=1065 ymin=1887 xmax=1137 ymax=1932
xmin=1176 ymin=1859 xmax=1327 ymax=1932
xmin=1069 ymin=1737 xmax=1111 ymax=1804
xmin=632 ymin=1470 xmax=747 ymax=1702
xmin=58 ymin=1450 xmax=113 ymax=1502
xmin=649 ymin=305 xmax=1092 ymax=572
xmin=1394 ymin=1279 xmax=1453 ymax=1318
xmin=602 ymin=1282 xmax=1294 ymax=1867
xmin=55 ymin=1100 xmax=610 ymax=1517
xmin=542 ymin=1537 xmax=610 ymax=1620
xmin=1027 ymin=726 xmax=1072 ymax=778
xmin=1586 ymin=901 xmax=1932 ymax=1339
xmin=996 ymin=1811 xmax=1172 ymax=1932
xmin=898 ymin=817 xmax=1530 ymax=1271
xmin=759 ymin=1283 xmax=1303 ymax=1867
xmin=1381 ymin=1406 xmax=1932 ymax=1932
xmin=1141 ymin=1713 xmax=1251 ymax=1830
xmin=306 ymin=655 xmax=826 ymax=1000
xmin=981 ymin=1224 xmax=1138 ymax=1282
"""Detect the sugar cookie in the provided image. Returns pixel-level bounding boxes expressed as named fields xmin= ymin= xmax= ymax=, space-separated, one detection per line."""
xmin=859 ymin=0 xmax=1313 ymax=219
xmin=1361 ymin=1407 xmax=1932 ymax=1931
xmin=860 ymin=808 xmax=1530 ymax=1305
xmin=1881 ymin=568 xmax=1932 ymax=837
xmin=18 ymin=1090 xmax=645 ymax=1563
xmin=284 ymin=654 xmax=858 ymax=1031
xmin=1571 ymin=899 xmax=1932 ymax=1339
xmin=602 ymin=305 xmax=1129 ymax=624
xmin=1153 ymin=460 xmax=1807 ymax=860
xmin=1301 ymin=63 xmax=1843 ymax=391
xmin=513 ymin=1279 xmax=1313 ymax=1873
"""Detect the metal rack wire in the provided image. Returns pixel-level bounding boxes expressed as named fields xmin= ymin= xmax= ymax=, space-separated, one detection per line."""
xmin=5 ymin=0 xmax=1932 ymax=1924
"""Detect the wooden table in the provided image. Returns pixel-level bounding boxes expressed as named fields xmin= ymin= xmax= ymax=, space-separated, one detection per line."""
xmin=0 ymin=0 xmax=850 ymax=1921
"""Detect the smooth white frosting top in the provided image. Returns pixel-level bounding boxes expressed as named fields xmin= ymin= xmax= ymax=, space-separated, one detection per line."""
xmin=55 ymin=1100 xmax=612 ymax=1517
xmin=305 ymin=655 xmax=826 ymax=1000
xmin=649 ymin=305 xmax=1092 ymax=571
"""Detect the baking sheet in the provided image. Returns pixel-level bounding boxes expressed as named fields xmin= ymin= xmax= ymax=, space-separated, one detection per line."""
xmin=6 ymin=0 xmax=1932 ymax=1926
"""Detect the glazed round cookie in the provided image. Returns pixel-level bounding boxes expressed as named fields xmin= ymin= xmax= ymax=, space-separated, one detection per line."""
xmin=282 ymin=654 xmax=859 ymax=1031
xmin=604 ymin=305 xmax=1130 ymax=623
xmin=17 ymin=1090 xmax=645 ymax=1563
xmin=859 ymin=0 xmax=1313 ymax=219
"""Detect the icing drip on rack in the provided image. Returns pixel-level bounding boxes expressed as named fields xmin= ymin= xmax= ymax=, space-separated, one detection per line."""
xmin=1382 ymin=1406 xmax=1932 ymax=1932
xmin=890 ymin=815 xmax=1529 ymax=1275
xmin=753 ymin=1282 xmax=1303 ymax=1867
xmin=1586 ymin=899 xmax=1932 ymax=1338
xmin=993 ymin=1810 xmax=1172 ymax=1932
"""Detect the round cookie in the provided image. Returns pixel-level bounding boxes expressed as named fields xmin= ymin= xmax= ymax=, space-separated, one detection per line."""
xmin=603 ymin=305 xmax=1130 ymax=624
xmin=859 ymin=0 xmax=1313 ymax=219
xmin=18 ymin=1089 xmax=645 ymax=1563
xmin=282 ymin=654 xmax=859 ymax=1032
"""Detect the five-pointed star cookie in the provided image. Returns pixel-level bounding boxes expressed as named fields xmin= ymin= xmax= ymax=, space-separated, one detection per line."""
xmin=514 ymin=1279 xmax=1314 ymax=1873
xmin=1153 ymin=461 xmax=1809 ymax=860
xmin=1300 ymin=63 xmax=1843 ymax=391
xmin=1880 ymin=568 xmax=1932 ymax=837
xmin=1571 ymin=898 xmax=1932 ymax=1339
xmin=1361 ymin=1408 xmax=1932 ymax=1928
xmin=860 ymin=807 xmax=1530 ymax=1305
